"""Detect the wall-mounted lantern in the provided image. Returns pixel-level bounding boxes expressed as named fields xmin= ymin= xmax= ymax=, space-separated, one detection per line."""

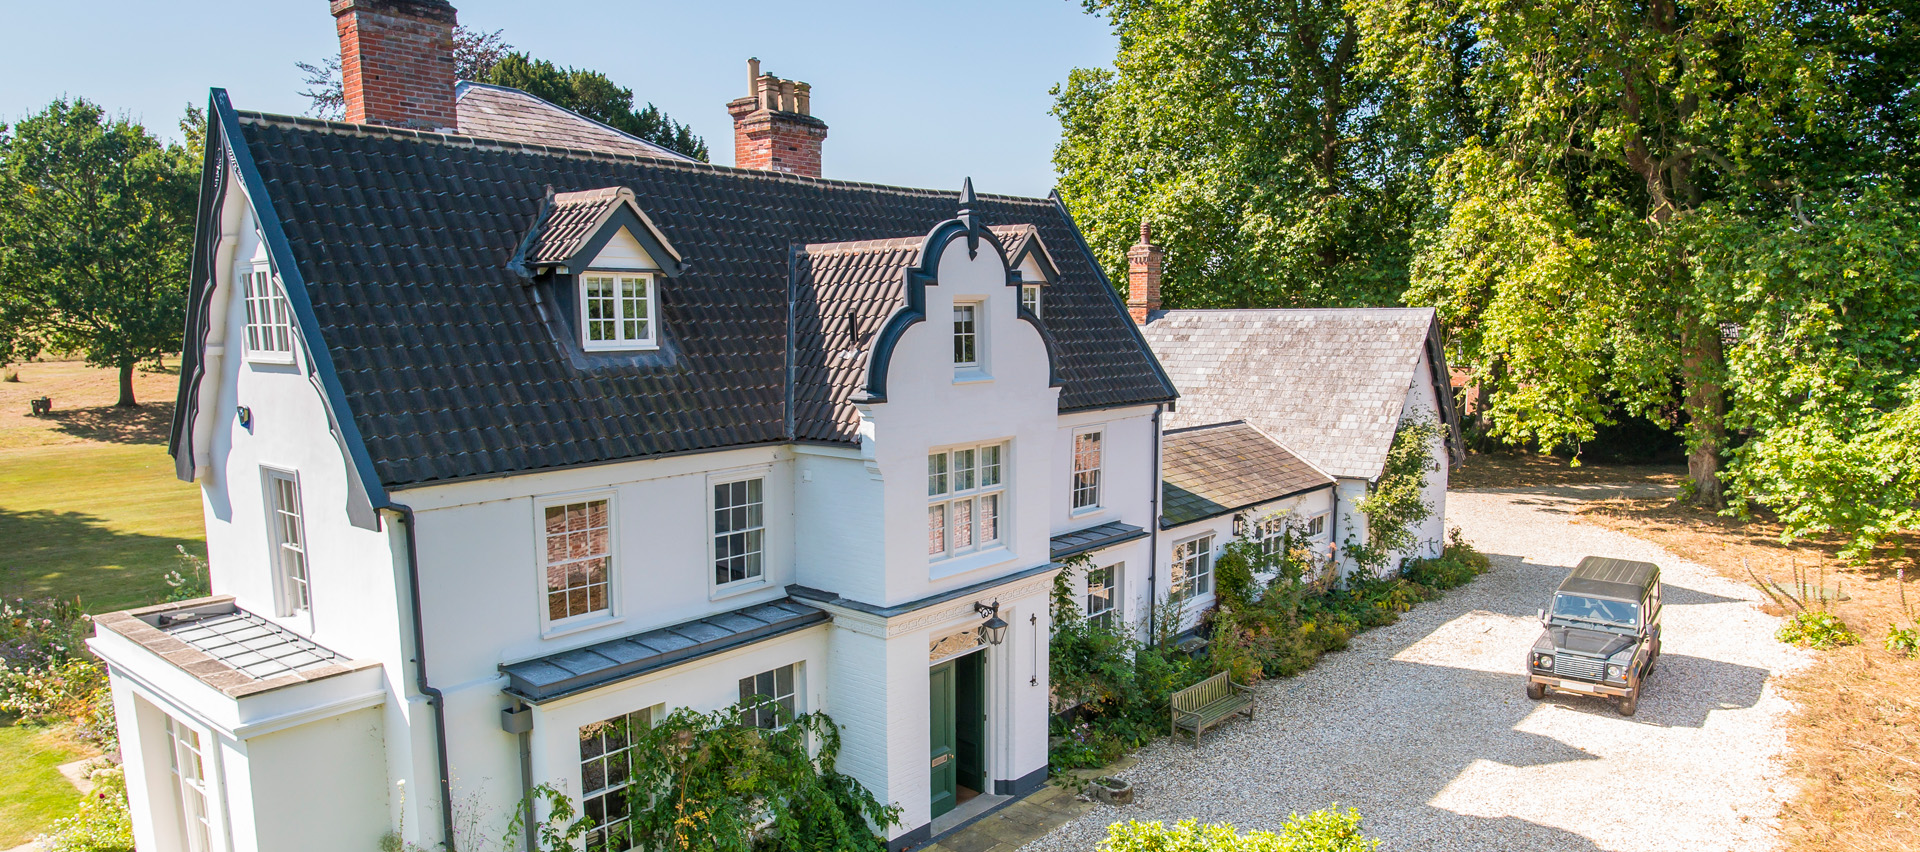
xmin=974 ymin=600 xmax=1009 ymax=646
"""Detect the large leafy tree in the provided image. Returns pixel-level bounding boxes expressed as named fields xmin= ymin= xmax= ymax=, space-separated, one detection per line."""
xmin=1052 ymin=0 xmax=1444 ymax=309
xmin=1354 ymin=0 xmax=1915 ymax=512
xmin=0 ymin=99 xmax=200 ymax=406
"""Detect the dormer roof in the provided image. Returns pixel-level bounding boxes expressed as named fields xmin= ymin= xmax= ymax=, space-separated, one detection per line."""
xmin=996 ymin=224 xmax=1059 ymax=285
xmin=513 ymin=186 xmax=683 ymax=276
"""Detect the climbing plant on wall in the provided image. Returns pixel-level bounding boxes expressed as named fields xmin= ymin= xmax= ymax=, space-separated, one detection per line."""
xmin=1348 ymin=418 xmax=1440 ymax=572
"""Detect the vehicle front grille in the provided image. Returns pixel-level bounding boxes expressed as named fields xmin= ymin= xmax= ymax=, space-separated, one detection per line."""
xmin=1554 ymin=655 xmax=1607 ymax=681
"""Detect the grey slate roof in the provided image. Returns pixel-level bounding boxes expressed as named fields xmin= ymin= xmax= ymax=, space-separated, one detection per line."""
xmin=211 ymin=109 xmax=1175 ymax=489
xmin=790 ymin=225 xmax=1052 ymax=443
xmin=455 ymin=82 xmax=695 ymax=161
xmin=1160 ymin=421 xmax=1334 ymax=527
xmin=1141 ymin=308 xmax=1458 ymax=480
xmin=1049 ymin=521 xmax=1149 ymax=561
xmin=501 ymin=597 xmax=827 ymax=703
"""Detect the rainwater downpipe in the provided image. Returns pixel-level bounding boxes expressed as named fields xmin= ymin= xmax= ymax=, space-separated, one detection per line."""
xmin=387 ymin=503 xmax=458 ymax=852
xmin=1146 ymin=404 xmax=1163 ymax=642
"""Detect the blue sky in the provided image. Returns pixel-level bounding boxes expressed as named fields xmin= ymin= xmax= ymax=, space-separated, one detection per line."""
xmin=0 ymin=1 xmax=1117 ymax=197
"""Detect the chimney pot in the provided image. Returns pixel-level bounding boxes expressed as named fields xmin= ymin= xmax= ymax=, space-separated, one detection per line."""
xmin=728 ymin=60 xmax=827 ymax=178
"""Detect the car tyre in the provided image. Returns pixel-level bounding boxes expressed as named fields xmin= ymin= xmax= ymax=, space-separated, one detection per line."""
xmin=1526 ymin=682 xmax=1546 ymax=700
xmin=1617 ymin=692 xmax=1637 ymax=717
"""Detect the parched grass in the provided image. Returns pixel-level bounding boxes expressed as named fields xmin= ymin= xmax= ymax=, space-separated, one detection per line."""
xmin=1576 ymin=490 xmax=1920 ymax=852
xmin=0 ymin=720 xmax=91 ymax=847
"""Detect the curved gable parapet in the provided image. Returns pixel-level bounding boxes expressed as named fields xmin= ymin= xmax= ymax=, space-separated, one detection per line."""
xmin=854 ymin=205 xmax=1064 ymax=405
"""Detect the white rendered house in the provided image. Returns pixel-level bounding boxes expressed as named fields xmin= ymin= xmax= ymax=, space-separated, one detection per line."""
xmin=89 ymin=3 xmax=1182 ymax=849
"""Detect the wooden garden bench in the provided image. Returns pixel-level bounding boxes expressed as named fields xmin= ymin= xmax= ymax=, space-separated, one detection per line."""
xmin=1170 ymin=671 xmax=1254 ymax=745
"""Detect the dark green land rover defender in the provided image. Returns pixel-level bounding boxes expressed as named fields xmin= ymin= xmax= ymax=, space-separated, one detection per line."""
xmin=1526 ymin=556 xmax=1663 ymax=716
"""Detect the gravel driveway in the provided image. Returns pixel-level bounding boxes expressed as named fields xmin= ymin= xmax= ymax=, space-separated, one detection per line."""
xmin=1023 ymin=485 xmax=1809 ymax=852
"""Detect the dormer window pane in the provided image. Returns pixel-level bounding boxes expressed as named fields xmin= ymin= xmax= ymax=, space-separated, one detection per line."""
xmin=1021 ymin=285 xmax=1040 ymax=318
xmin=582 ymin=273 xmax=657 ymax=350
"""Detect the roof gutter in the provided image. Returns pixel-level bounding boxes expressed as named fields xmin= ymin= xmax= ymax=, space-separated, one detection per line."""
xmin=384 ymin=503 xmax=457 ymax=852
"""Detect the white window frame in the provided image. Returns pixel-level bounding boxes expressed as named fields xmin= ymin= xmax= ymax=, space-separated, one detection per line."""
xmin=242 ymin=263 xmax=295 ymax=364
xmin=580 ymin=271 xmax=658 ymax=351
xmin=535 ymin=491 xmax=619 ymax=634
xmin=1070 ymin=426 xmax=1104 ymax=514
xmin=262 ymin=467 xmax=311 ymax=618
xmin=927 ymin=441 xmax=1008 ymax=562
xmin=952 ymin=300 xmax=983 ymax=372
xmin=739 ymin=663 xmax=801 ymax=730
xmin=1086 ymin=562 xmax=1120 ymax=630
xmin=1170 ymin=533 xmax=1215 ymax=605
xmin=163 ymin=711 xmax=217 ymax=852
xmin=579 ymin=705 xmax=656 ymax=852
xmin=709 ymin=469 xmax=771 ymax=598
xmin=1020 ymin=284 xmax=1041 ymax=319
xmin=1256 ymin=515 xmax=1288 ymax=559
xmin=1306 ymin=513 xmax=1329 ymax=540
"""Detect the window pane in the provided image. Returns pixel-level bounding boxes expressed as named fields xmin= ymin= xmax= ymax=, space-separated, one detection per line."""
xmin=953 ymin=305 xmax=976 ymax=364
xmin=953 ymin=449 xmax=975 ymax=491
xmin=927 ymin=453 xmax=948 ymax=496
xmin=928 ymin=504 xmax=946 ymax=555
xmin=952 ymin=498 xmax=972 ymax=549
xmin=978 ymin=493 xmax=998 ymax=543
xmin=979 ymin=444 xmax=1002 ymax=486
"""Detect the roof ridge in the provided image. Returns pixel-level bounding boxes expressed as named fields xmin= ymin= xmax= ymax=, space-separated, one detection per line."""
xmin=1237 ymin=419 xmax=1340 ymax=483
xmin=233 ymin=109 xmax=1059 ymax=203
xmin=1162 ymin=419 xmax=1248 ymax=435
xmin=801 ymin=235 xmax=929 ymax=255
xmin=456 ymin=80 xmax=689 ymax=161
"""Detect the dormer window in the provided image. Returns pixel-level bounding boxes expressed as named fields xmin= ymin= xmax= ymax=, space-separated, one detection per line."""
xmin=1020 ymin=284 xmax=1041 ymax=319
xmin=513 ymin=185 xmax=684 ymax=354
xmin=582 ymin=273 xmax=656 ymax=350
xmin=953 ymin=303 xmax=979 ymax=366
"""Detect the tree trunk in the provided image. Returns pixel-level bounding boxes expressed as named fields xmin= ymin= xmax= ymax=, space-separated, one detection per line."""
xmin=116 ymin=362 xmax=138 ymax=407
xmin=1680 ymin=322 xmax=1726 ymax=508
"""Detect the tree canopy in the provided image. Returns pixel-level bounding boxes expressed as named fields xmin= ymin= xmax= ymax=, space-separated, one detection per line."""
xmin=1057 ymin=0 xmax=1920 ymax=553
xmin=479 ymin=53 xmax=708 ymax=161
xmin=0 ymin=98 xmax=200 ymax=406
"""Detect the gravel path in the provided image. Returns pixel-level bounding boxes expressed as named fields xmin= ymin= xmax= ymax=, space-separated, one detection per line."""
xmin=1022 ymin=485 xmax=1809 ymax=852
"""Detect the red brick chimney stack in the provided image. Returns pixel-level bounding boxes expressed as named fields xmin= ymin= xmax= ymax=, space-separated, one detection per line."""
xmin=1127 ymin=221 xmax=1162 ymax=325
xmin=726 ymin=58 xmax=829 ymax=177
xmin=331 ymin=0 xmax=459 ymax=131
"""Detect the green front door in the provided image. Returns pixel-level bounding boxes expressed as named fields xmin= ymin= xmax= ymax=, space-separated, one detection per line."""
xmin=929 ymin=661 xmax=958 ymax=818
xmin=955 ymin=650 xmax=987 ymax=795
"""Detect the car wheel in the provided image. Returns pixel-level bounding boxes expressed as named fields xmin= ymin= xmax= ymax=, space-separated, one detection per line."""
xmin=1526 ymin=682 xmax=1546 ymax=700
xmin=1617 ymin=692 xmax=1637 ymax=717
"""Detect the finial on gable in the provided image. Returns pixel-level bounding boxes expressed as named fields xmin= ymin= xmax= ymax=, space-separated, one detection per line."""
xmin=957 ymin=177 xmax=983 ymax=258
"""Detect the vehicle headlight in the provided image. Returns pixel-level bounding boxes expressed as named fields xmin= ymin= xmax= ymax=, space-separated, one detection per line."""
xmin=1606 ymin=664 xmax=1624 ymax=681
xmin=1534 ymin=654 xmax=1553 ymax=670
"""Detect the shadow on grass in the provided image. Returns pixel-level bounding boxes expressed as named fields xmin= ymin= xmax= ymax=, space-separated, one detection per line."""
xmin=0 ymin=506 xmax=202 ymax=612
xmin=37 ymin=402 xmax=175 ymax=446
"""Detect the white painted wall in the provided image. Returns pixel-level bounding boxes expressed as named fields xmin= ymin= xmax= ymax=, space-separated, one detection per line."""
xmin=1331 ymin=346 xmax=1452 ymax=576
xmin=1155 ymin=489 xmax=1337 ymax=631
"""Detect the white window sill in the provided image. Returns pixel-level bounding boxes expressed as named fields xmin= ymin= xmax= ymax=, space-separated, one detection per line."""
xmin=541 ymin=612 xmax=623 ymax=640
xmin=711 ymin=576 xmax=771 ymax=603
xmin=928 ymin=546 xmax=1015 ymax=581
xmin=952 ymin=368 xmax=992 ymax=385
xmin=583 ymin=343 xmax=660 ymax=353
xmin=246 ymin=353 xmax=296 ymax=366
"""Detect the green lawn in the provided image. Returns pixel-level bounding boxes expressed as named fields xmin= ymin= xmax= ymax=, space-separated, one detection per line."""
xmin=0 ymin=721 xmax=90 ymax=847
xmin=0 ymin=442 xmax=206 ymax=612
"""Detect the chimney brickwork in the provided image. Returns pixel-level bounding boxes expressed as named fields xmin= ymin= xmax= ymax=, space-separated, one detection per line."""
xmin=726 ymin=58 xmax=828 ymax=177
xmin=332 ymin=0 xmax=459 ymax=131
xmin=1127 ymin=221 xmax=1162 ymax=325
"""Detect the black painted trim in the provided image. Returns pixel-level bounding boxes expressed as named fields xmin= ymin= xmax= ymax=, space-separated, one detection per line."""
xmin=858 ymin=216 xmax=1011 ymax=404
xmin=887 ymin=824 xmax=932 ymax=852
xmin=786 ymin=561 xmax=1060 ymax=619
xmin=993 ymin=765 xmax=1048 ymax=796
xmin=169 ymin=92 xmax=231 ymax=483
xmin=562 ymin=203 xmax=684 ymax=278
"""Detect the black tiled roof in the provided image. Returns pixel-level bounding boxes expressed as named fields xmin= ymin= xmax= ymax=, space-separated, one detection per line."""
xmin=521 ymin=187 xmax=625 ymax=265
xmin=232 ymin=112 xmax=1175 ymax=488
xmin=1160 ymin=421 xmax=1334 ymax=527
xmin=1049 ymin=521 xmax=1149 ymax=561
xmin=500 ymin=597 xmax=827 ymax=703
